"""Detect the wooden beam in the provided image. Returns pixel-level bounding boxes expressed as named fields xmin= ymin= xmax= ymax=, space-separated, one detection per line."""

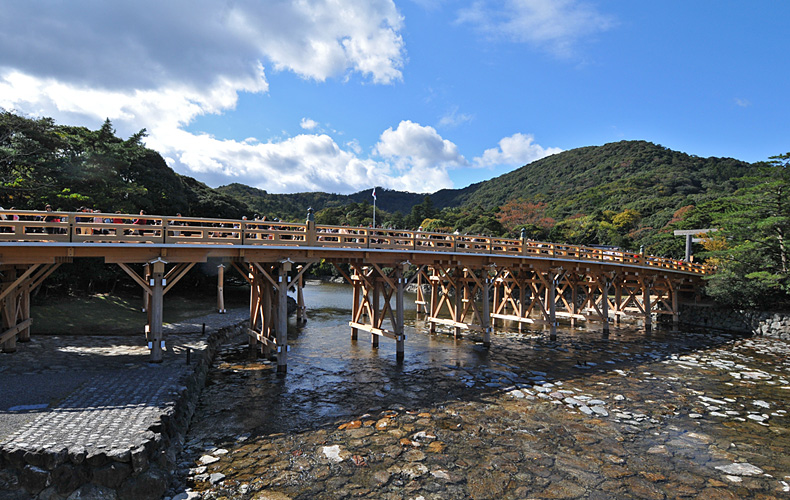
xmin=163 ymin=262 xmax=196 ymax=295
xmin=0 ymin=264 xmax=41 ymax=302
xmin=0 ymin=318 xmax=32 ymax=344
xmin=117 ymin=263 xmax=152 ymax=294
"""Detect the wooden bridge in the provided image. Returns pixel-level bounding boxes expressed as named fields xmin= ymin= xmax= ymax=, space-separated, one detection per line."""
xmin=0 ymin=209 xmax=709 ymax=372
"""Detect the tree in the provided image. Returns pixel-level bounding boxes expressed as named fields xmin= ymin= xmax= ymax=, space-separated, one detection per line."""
xmin=698 ymin=153 xmax=790 ymax=308
xmin=496 ymin=199 xmax=555 ymax=236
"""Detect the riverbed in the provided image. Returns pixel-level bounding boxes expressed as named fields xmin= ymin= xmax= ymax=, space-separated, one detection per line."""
xmin=174 ymin=282 xmax=790 ymax=499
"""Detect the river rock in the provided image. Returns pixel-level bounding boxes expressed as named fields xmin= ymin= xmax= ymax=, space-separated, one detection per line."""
xmin=714 ymin=462 xmax=763 ymax=476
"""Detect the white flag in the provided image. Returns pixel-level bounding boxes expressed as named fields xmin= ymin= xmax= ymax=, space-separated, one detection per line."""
xmin=372 ymin=187 xmax=377 ymax=200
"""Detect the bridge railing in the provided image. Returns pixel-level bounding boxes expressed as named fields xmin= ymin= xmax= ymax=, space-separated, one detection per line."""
xmin=0 ymin=210 xmax=710 ymax=275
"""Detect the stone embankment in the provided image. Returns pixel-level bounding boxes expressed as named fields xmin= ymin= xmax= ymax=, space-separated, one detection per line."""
xmin=0 ymin=309 xmax=249 ymax=500
xmin=674 ymin=304 xmax=790 ymax=339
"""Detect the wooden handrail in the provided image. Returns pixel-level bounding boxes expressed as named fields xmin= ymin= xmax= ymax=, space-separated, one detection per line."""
xmin=0 ymin=209 xmax=712 ymax=275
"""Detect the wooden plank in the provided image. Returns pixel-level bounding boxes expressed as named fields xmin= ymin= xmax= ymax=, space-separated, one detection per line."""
xmin=0 ymin=265 xmax=41 ymax=302
xmin=117 ymin=263 xmax=152 ymax=294
xmin=163 ymin=262 xmax=196 ymax=295
xmin=426 ymin=316 xmax=484 ymax=332
xmin=348 ymin=321 xmax=401 ymax=340
xmin=0 ymin=318 xmax=32 ymax=344
xmin=490 ymin=313 xmax=535 ymax=324
xmin=248 ymin=328 xmax=278 ymax=346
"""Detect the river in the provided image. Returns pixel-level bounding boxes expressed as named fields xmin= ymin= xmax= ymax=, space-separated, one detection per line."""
xmin=175 ymin=281 xmax=790 ymax=499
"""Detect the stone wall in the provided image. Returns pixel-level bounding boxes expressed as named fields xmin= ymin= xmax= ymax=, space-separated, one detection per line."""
xmin=0 ymin=322 xmax=245 ymax=500
xmin=673 ymin=304 xmax=790 ymax=340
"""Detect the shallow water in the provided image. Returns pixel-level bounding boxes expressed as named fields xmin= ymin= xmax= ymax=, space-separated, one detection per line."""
xmin=179 ymin=282 xmax=790 ymax=499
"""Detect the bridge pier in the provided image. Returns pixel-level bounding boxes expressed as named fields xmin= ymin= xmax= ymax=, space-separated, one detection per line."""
xmin=643 ymin=279 xmax=653 ymax=332
xmin=149 ymin=259 xmax=165 ymax=363
xmin=118 ymin=259 xmax=195 ymax=362
xmin=1 ymin=264 xmax=58 ymax=353
xmin=217 ymin=264 xmax=226 ymax=313
xmin=344 ymin=261 xmax=409 ymax=363
xmin=275 ymin=262 xmax=290 ymax=374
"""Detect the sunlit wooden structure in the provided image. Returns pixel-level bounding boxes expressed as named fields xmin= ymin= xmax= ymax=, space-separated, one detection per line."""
xmin=0 ymin=209 xmax=709 ymax=372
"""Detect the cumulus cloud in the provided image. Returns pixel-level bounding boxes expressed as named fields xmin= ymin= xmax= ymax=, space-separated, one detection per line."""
xmin=376 ymin=121 xmax=467 ymax=168
xmin=300 ymin=118 xmax=319 ymax=130
xmin=474 ymin=133 xmax=562 ymax=168
xmin=146 ymin=121 xmax=459 ymax=194
xmin=0 ymin=1 xmax=404 ymax=89
xmin=0 ymin=0 xmax=413 ymax=193
xmin=0 ymin=1 xmax=560 ymax=195
xmin=457 ymin=0 xmax=615 ymax=57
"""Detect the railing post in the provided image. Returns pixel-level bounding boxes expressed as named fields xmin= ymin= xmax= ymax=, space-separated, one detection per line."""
xmin=305 ymin=208 xmax=316 ymax=246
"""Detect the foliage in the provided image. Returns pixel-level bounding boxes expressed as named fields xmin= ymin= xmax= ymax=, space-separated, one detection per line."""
xmin=690 ymin=154 xmax=790 ymax=308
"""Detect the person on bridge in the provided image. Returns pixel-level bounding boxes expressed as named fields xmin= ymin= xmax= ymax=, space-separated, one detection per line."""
xmin=43 ymin=204 xmax=61 ymax=234
xmin=134 ymin=210 xmax=148 ymax=236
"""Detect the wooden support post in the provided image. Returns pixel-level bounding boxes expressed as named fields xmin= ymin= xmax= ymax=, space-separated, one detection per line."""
xmin=149 ymin=259 xmax=166 ymax=363
xmin=671 ymin=282 xmax=680 ymax=331
xmin=217 ymin=264 xmax=226 ymax=313
xmin=2 ymin=267 xmax=17 ymax=353
xmin=482 ymin=274 xmax=491 ymax=347
xmin=614 ymin=281 xmax=622 ymax=325
xmin=351 ymin=276 xmax=360 ymax=340
xmin=644 ymin=280 xmax=653 ymax=333
xmin=248 ymin=265 xmax=259 ymax=357
xmin=518 ymin=274 xmax=525 ymax=334
xmin=395 ymin=264 xmax=406 ymax=363
xmin=415 ymin=271 xmax=424 ymax=314
xmin=492 ymin=275 xmax=500 ymax=330
xmin=142 ymin=263 xmax=150 ymax=312
xmin=371 ymin=278 xmax=380 ymax=348
xmin=262 ymin=281 xmax=273 ymax=358
xmin=296 ymin=266 xmax=306 ymax=324
xmin=454 ymin=270 xmax=462 ymax=339
xmin=18 ymin=283 xmax=30 ymax=342
xmin=429 ymin=269 xmax=438 ymax=334
xmin=570 ymin=278 xmax=578 ymax=328
xmin=549 ymin=271 xmax=558 ymax=340
xmin=276 ymin=261 xmax=291 ymax=374
xmin=601 ymin=278 xmax=610 ymax=336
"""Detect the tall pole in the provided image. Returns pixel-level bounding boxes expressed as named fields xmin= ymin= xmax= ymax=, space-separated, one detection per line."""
xmin=373 ymin=193 xmax=377 ymax=228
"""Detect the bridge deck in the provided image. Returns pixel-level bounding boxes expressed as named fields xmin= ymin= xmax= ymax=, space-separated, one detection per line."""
xmin=0 ymin=209 xmax=708 ymax=276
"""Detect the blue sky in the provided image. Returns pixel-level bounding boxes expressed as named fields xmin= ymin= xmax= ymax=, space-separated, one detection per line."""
xmin=1 ymin=1 xmax=787 ymax=194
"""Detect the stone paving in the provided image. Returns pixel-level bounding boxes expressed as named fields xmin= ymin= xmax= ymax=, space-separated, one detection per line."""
xmin=0 ymin=308 xmax=248 ymax=499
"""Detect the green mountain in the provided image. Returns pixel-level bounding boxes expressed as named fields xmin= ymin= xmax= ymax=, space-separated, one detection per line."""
xmin=218 ymin=140 xmax=754 ymax=234
xmin=439 ymin=140 xmax=753 ymax=229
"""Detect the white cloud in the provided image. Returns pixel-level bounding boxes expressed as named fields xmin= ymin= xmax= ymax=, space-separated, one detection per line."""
xmin=474 ymin=133 xmax=561 ymax=167
xmin=300 ymin=118 xmax=319 ymax=130
xmin=0 ymin=1 xmax=404 ymax=90
xmin=438 ymin=107 xmax=474 ymax=128
xmin=0 ymin=1 xmax=405 ymax=135
xmin=457 ymin=0 xmax=615 ymax=57
xmin=0 ymin=0 xmax=412 ymax=193
xmin=0 ymin=1 xmax=562 ymax=196
xmin=734 ymin=98 xmax=751 ymax=108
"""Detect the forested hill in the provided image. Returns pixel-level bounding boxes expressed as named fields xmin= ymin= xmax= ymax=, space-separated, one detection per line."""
xmin=220 ymin=141 xmax=754 ymax=218
xmin=447 ymin=140 xmax=752 ymax=213
xmin=435 ymin=140 xmax=754 ymax=225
